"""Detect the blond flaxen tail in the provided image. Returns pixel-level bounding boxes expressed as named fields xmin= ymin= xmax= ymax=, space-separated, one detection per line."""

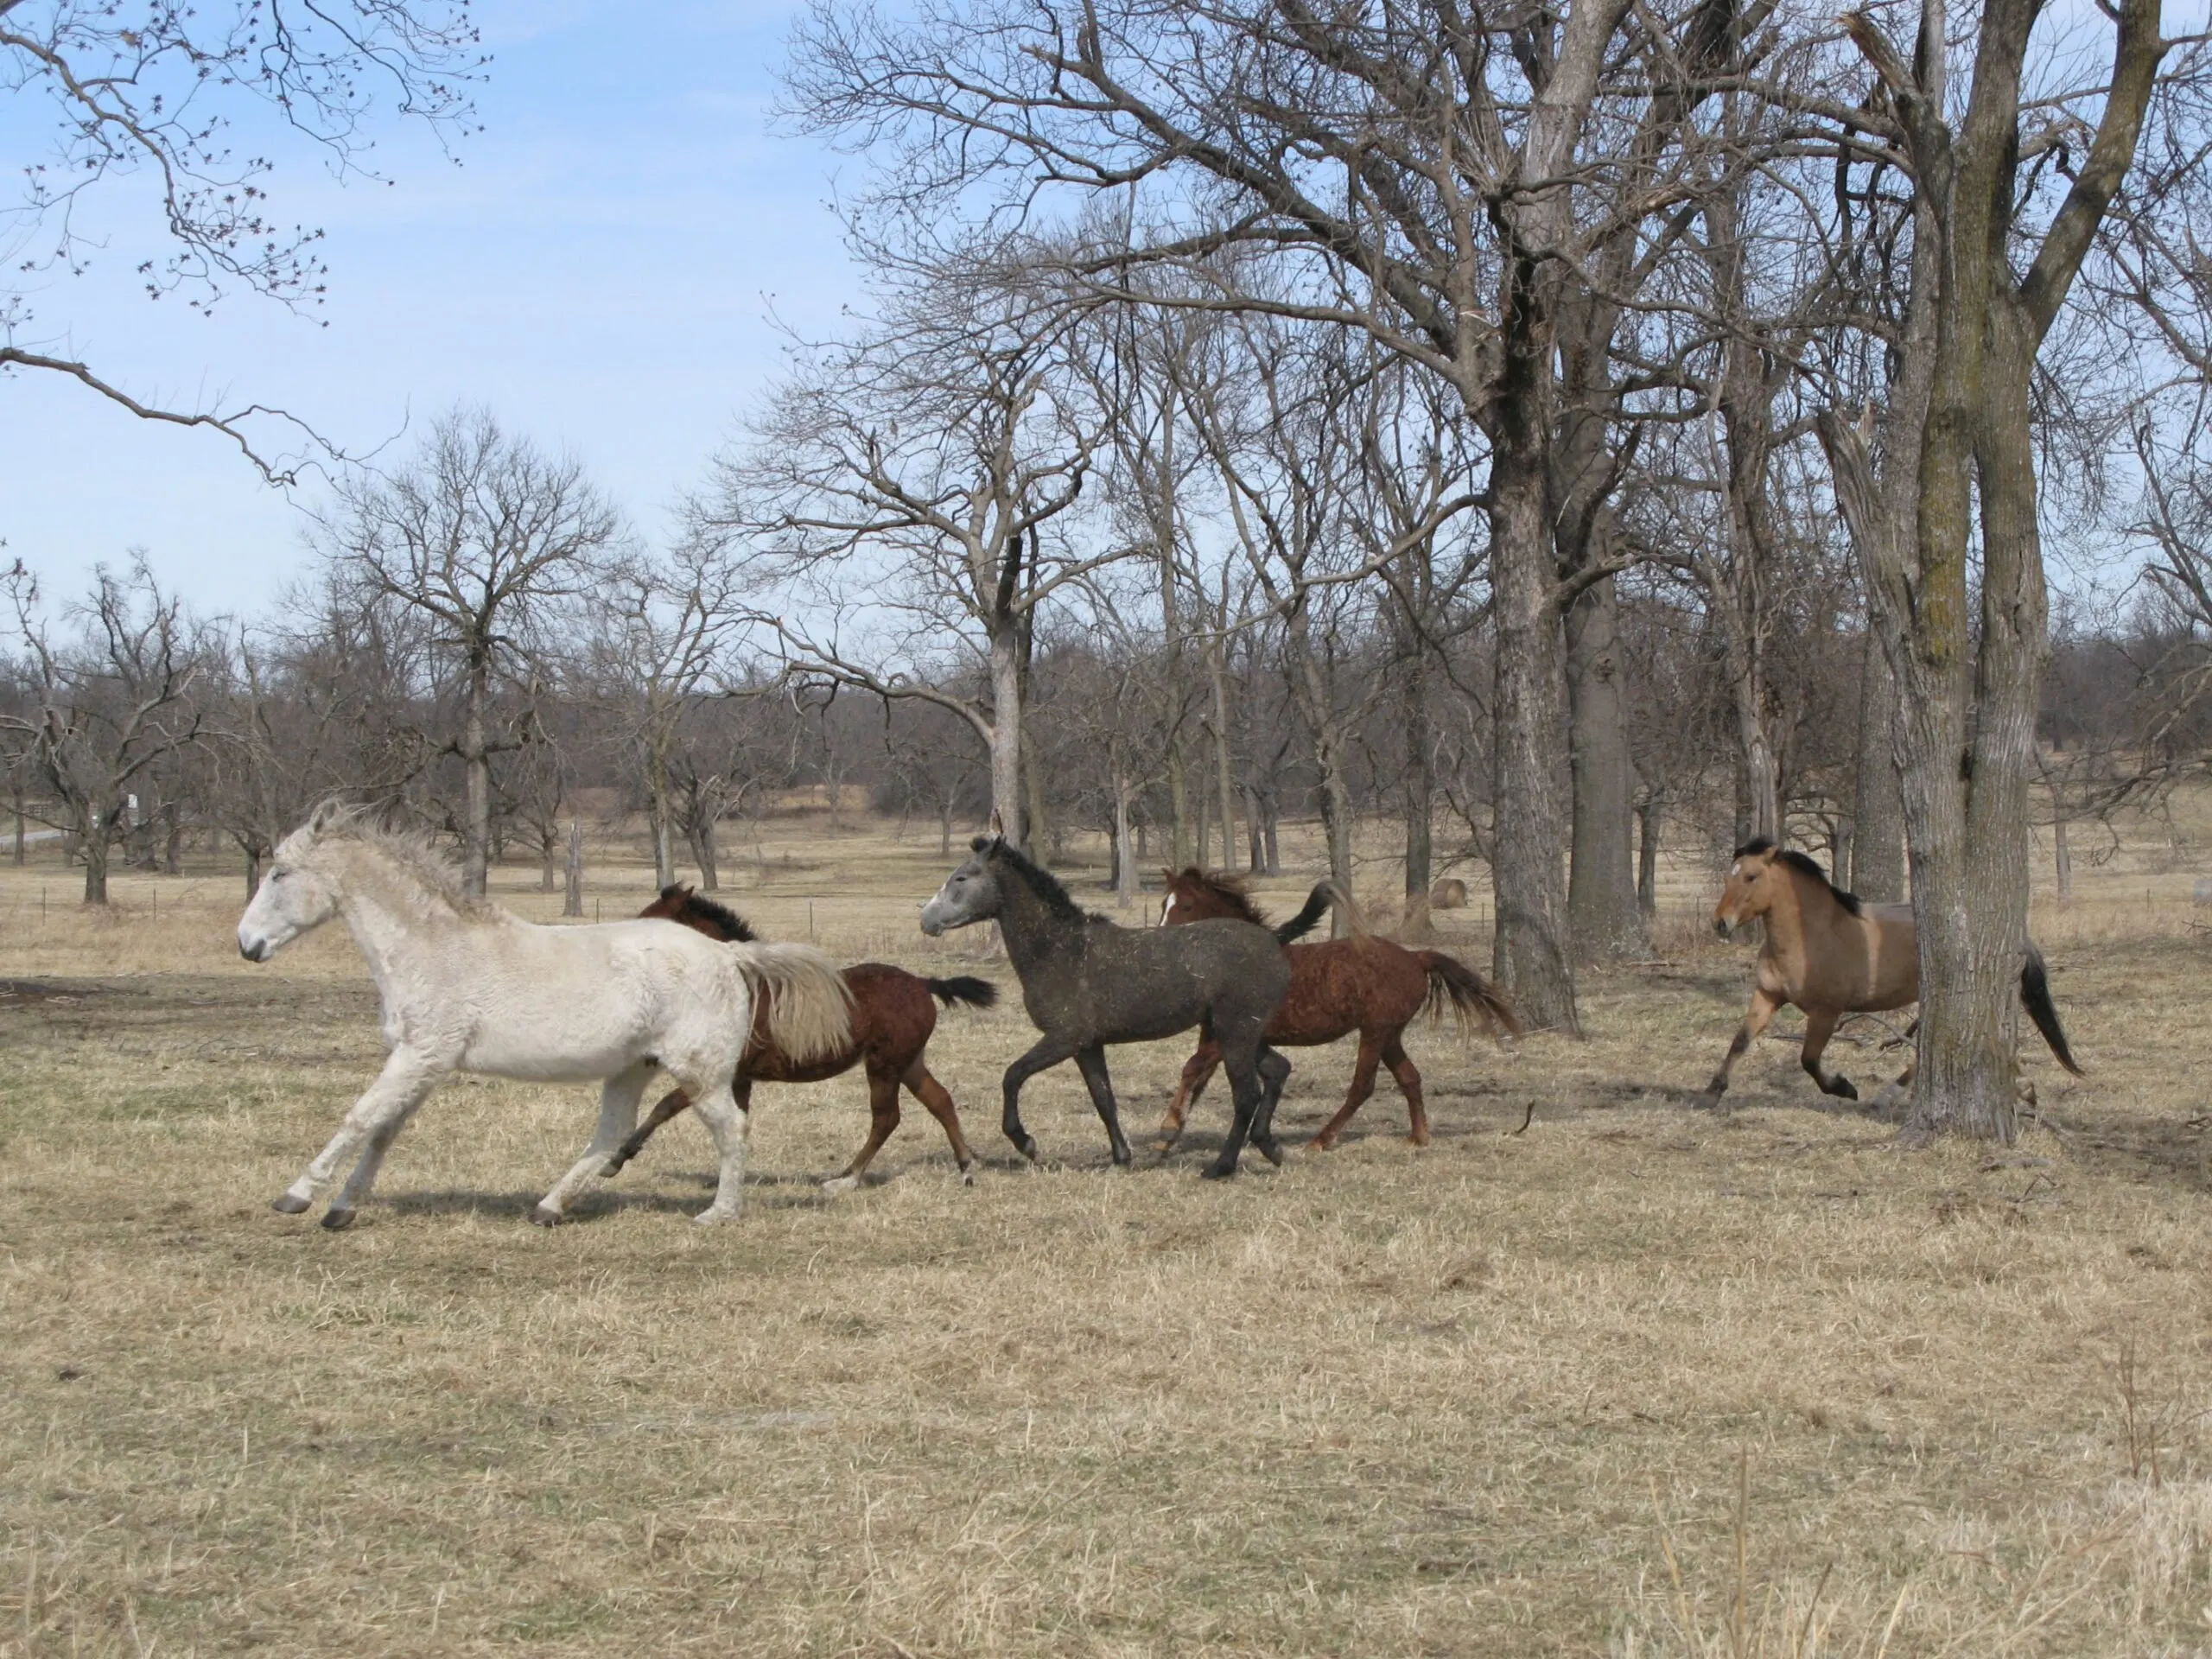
xmin=730 ymin=941 xmax=855 ymax=1065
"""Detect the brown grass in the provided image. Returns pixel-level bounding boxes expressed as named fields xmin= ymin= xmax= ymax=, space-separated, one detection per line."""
xmin=4 ymin=809 xmax=2212 ymax=1654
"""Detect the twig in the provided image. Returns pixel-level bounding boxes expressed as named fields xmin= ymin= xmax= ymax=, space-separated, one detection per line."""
xmin=1507 ymin=1101 xmax=1536 ymax=1135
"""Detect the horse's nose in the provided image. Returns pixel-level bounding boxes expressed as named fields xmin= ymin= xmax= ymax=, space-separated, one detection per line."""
xmin=1713 ymin=916 xmax=1732 ymax=939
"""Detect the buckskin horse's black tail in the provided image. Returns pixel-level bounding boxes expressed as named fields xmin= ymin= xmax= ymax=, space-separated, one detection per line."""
xmin=926 ymin=976 xmax=998 ymax=1011
xmin=2020 ymin=944 xmax=2083 ymax=1075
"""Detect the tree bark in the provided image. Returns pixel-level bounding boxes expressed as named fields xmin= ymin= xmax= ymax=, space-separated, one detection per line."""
xmin=988 ymin=624 xmax=1027 ymax=849
xmin=1565 ymin=575 xmax=1649 ymax=960
xmin=563 ymin=819 xmax=585 ymax=918
xmin=1850 ymin=631 xmax=1907 ymax=901
xmin=1401 ymin=631 xmax=1436 ymax=944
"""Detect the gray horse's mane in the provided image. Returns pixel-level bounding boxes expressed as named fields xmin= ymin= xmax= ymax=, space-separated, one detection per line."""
xmin=1736 ymin=836 xmax=1863 ymax=918
xmin=299 ymin=803 xmax=488 ymax=916
xmin=974 ymin=836 xmax=1093 ymax=924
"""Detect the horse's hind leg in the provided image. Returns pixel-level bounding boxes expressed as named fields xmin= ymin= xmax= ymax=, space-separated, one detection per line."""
xmin=1251 ymin=1045 xmax=1292 ymax=1166
xmin=1156 ymin=1044 xmax=1222 ymax=1151
xmin=531 ymin=1061 xmax=657 ymax=1226
xmin=1309 ymin=1030 xmax=1388 ymax=1151
xmin=276 ymin=1047 xmax=444 ymax=1227
xmin=1203 ymin=1015 xmax=1271 ymax=1179
xmin=690 ymin=1078 xmax=753 ymax=1225
xmin=1381 ymin=1033 xmax=1428 ymax=1144
xmin=1704 ymin=988 xmax=1783 ymax=1103
xmin=1073 ymin=1046 xmax=1134 ymax=1166
xmin=825 ymin=1064 xmax=903 ymax=1192
xmin=902 ymin=1058 xmax=978 ymax=1184
xmin=1799 ymin=1008 xmax=1859 ymax=1102
xmin=603 ymin=1086 xmax=693 ymax=1176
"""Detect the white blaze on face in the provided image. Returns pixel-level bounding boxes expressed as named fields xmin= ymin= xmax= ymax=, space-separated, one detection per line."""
xmin=1160 ymin=892 xmax=1177 ymax=925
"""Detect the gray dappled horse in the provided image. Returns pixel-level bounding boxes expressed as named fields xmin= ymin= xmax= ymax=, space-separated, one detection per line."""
xmin=920 ymin=836 xmax=1294 ymax=1179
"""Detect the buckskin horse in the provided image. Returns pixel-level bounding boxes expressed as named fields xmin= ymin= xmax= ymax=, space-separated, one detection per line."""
xmin=1154 ymin=868 xmax=1521 ymax=1149
xmin=1706 ymin=837 xmax=2082 ymax=1105
xmin=920 ymin=836 xmax=1298 ymax=1179
xmin=606 ymin=885 xmax=997 ymax=1189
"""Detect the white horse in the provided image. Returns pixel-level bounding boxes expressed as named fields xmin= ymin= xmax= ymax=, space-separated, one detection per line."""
xmin=236 ymin=802 xmax=853 ymax=1229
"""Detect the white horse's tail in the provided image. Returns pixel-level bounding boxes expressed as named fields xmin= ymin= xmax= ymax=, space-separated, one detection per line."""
xmin=732 ymin=942 xmax=855 ymax=1065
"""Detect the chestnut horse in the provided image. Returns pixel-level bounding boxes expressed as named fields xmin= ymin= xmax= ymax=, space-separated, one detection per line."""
xmin=1154 ymin=868 xmax=1521 ymax=1150
xmin=608 ymin=886 xmax=997 ymax=1188
xmin=1706 ymin=837 xmax=2081 ymax=1104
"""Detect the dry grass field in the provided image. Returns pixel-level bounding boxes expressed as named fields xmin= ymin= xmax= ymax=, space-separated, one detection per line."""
xmin=6 ymin=807 xmax=2212 ymax=1656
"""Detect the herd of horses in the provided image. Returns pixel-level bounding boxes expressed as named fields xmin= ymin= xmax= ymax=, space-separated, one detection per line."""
xmin=232 ymin=807 xmax=2082 ymax=1230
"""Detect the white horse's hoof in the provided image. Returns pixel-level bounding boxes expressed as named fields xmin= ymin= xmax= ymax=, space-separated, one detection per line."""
xmin=692 ymin=1207 xmax=741 ymax=1226
xmin=270 ymin=1193 xmax=311 ymax=1215
xmin=821 ymin=1175 xmax=861 ymax=1194
xmin=526 ymin=1204 xmax=565 ymax=1228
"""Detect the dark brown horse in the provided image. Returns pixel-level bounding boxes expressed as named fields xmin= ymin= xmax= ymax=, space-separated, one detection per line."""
xmin=1155 ymin=868 xmax=1521 ymax=1150
xmin=609 ymin=886 xmax=996 ymax=1188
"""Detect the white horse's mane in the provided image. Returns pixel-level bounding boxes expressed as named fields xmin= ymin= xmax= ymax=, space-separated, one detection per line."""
xmin=287 ymin=803 xmax=489 ymax=918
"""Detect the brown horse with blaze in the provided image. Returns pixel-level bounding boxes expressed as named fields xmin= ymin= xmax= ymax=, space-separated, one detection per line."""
xmin=1706 ymin=837 xmax=2081 ymax=1105
xmin=1154 ymin=868 xmax=1520 ymax=1150
xmin=608 ymin=886 xmax=996 ymax=1187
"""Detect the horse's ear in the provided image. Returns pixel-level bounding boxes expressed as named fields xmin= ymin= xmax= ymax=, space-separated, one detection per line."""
xmin=1160 ymin=867 xmax=1176 ymax=883
xmin=308 ymin=798 xmax=343 ymax=835
xmin=969 ymin=834 xmax=993 ymax=855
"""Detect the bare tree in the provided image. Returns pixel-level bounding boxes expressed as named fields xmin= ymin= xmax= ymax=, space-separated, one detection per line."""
xmin=1811 ymin=0 xmax=2171 ymax=1141
xmin=315 ymin=410 xmax=617 ymax=896
xmin=709 ymin=266 xmax=1110 ymax=851
xmin=2 ymin=559 xmax=209 ymax=903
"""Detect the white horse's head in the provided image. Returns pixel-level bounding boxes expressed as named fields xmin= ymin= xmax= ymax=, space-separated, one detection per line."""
xmin=238 ymin=801 xmax=348 ymax=962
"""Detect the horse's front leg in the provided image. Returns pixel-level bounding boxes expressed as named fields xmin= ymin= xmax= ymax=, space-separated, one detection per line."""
xmin=1001 ymin=1036 xmax=1077 ymax=1163
xmin=276 ymin=1046 xmax=447 ymax=1229
xmin=531 ymin=1061 xmax=657 ymax=1226
xmin=1799 ymin=1008 xmax=1859 ymax=1102
xmin=1071 ymin=1046 xmax=1132 ymax=1166
xmin=1703 ymin=988 xmax=1783 ymax=1103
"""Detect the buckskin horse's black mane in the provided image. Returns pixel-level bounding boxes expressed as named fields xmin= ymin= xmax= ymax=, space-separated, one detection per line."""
xmin=1734 ymin=836 xmax=1864 ymax=918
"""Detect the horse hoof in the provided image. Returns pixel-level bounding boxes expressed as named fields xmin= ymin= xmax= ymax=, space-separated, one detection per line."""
xmin=960 ymin=1167 xmax=976 ymax=1186
xmin=526 ymin=1205 xmax=564 ymax=1229
xmin=821 ymin=1175 xmax=860 ymax=1194
xmin=1833 ymin=1077 xmax=1860 ymax=1102
xmin=270 ymin=1193 xmax=310 ymax=1215
xmin=321 ymin=1207 xmax=356 ymax=1231
xmin=601 ymin=1156 xmax=630 ymax=1179
xmin=1255 ymin=1137 xmax=1286 ymax=1167
xmin=1200 ymin=1162 xmax=1236 ymax=1181
xmin=1306 ymin=1135 xmax=1337 ymax=1153
xmin=692 ymin=1207 xmax=740 ymax=1226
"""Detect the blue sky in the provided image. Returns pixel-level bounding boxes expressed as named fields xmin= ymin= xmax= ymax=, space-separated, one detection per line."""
xmin=2 ymin=3 xmax=861 ymax=618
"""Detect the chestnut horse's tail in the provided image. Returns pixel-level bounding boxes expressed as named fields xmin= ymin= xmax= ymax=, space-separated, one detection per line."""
xmin=2020 ymin=944 xmax=2083 ymax=1076
xmin=925 ymin=975 xmax=998 ymax=1011
xmin=732 ymin=942 xmax=855 ymax=1066
xmin=1414 ymin=951 xmax=1522 ymax=1045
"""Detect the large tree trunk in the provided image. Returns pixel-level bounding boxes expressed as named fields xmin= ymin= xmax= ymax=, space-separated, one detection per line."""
xmin=461 ymin=658 xmax=493 ymax=899
xmin=563 ymin=820 xmax=585 ymax=918
xmin=1209 ymin=642 xmax=1240 ymax=869
xmin=1114 ymin=779 xmax=1140 ymax=908
xmin=1565 ymin=575 xmax=1649 ymax=961
xmin=1484 ymin=333 xmax=1581 ymax=1034
xmin=988 ymin=625 xmax=1027 ymax=849
xmin=1281 ymin=603 xmax=1357 ymax=929
xmin=82 ymin=828 xmax=109 ymax=905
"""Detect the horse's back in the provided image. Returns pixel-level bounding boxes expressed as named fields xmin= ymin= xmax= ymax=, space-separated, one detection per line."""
xmin=1040 ymin=916 xmax=1285 ymax=1044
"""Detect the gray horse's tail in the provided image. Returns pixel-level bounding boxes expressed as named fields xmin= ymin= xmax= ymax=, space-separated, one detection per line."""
xmin=926 ymin=975 xmax=998 ymax=1011
xmin=2019 ymin=944 xmax=2083 ymax=1076
xmin=1415 ymin=951 xmax=1522 ymax=1044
